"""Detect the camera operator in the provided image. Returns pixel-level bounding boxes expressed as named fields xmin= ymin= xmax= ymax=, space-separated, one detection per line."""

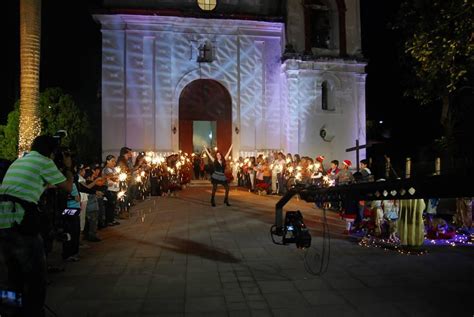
xmin=0 ymin=135 xmax=74 ymax=317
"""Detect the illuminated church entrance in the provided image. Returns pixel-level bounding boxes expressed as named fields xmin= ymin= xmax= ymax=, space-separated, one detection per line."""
xmin=96 ymin=10 xmax=366 ymax=161
xmin=179 ymin=79 xmax=232 ymax=155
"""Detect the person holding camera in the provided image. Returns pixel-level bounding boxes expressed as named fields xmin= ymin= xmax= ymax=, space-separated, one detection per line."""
xmin=0 ymin=135 xmax=74 ymax=317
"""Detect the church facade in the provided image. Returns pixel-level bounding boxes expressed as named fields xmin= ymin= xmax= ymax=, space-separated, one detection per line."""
xmin=94 ymin=0 xmax=366 ymax=161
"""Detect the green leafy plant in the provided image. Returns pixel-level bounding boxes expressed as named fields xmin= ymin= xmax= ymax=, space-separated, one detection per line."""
xmin=0 ymin=88 xmax=97 ymax=161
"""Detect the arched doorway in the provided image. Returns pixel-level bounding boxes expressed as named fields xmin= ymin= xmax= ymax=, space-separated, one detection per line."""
xmin=179 ymin=79 xmax=232 ymax=155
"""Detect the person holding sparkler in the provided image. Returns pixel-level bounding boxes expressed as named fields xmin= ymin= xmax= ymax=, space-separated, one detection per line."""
xmin=275 ymin=152 xmax=286 ymax=195
xmin=102 ymin=155 xmax=121 ymax=226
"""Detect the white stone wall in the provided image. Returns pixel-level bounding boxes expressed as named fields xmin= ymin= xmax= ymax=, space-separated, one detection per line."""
xmin=281 ymin=59 xmax=367 ymax=163
xmin=94 ymin=15 xmax=284 ymax=158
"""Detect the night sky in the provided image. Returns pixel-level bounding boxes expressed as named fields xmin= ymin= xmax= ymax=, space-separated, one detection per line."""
xmin=3 ymin=0 xmax=441 ymax=157
xmin=3 ymin=0 xmax=102 ymax=123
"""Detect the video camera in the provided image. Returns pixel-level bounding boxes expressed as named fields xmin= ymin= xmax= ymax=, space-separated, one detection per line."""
xmin=270 ymin=185 xmax=331 ymax=276
xmin=278 ymin=210 xmax=312 ymax=249
xmin=52 ymin=130 xmax=72 ymax=170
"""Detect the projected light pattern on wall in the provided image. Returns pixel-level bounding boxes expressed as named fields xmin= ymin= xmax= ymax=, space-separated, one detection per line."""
xmin=126 ymin=32 xmax=155 ymax=150
xmin=101 ymin=27 xmax=126 ymax=154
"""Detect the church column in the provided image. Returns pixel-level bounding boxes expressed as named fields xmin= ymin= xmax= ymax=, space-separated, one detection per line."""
xmin=345 ymin=0 xmax=362 ymax=55
xmin=263 ymin=37 xmax=284 ymax=151
xmin=155 ymin=31 xmax=173 ymax=152
xmin=255 ymin=41 xmax=265 ymax=150
xmin=125 ymin=33 xmax=156 ymax=151
xmin=285 ymin=66 xmax=299 ymax=154
xmin=335 ymin=0 xmax=347 ymax=56
xmin=235 ymin=36 xmax=242 ymax=157
xmin=100 ymin=26 xmax=126 ymax=156
xmin=238 ymin=37 xmax=262 ymax=153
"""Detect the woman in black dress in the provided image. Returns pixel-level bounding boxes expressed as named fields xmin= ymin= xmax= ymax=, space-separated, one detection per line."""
xmin=203 ymin=144 xmax=233 ymax=207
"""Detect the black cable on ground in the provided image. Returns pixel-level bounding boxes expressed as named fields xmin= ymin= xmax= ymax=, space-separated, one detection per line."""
xmin=303 ymin=206 xmax=331 ymax=276
xmin=45 ymin=303 xmax=59 ymax=317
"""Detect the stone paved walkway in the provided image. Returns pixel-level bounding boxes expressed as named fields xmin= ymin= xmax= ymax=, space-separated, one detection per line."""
xmin=4 ymin=187 xmax=474 ymax=316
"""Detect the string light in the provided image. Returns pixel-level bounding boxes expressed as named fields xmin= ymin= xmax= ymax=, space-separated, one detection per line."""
xmin=358 ymin=236 xmax=428 ymax=256
xmin=19 ymin=5 xmax=42 ymax=156
xmin=18 ymin=116 xmax=41 ymax=156
xmin=358 ymin=231 xmax=473 ymax=255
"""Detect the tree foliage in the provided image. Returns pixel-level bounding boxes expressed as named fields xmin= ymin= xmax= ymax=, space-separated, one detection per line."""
xmin=397 ymin=0 xmax=473 ymax=114
xmin=38 ymin=87 xmax=91 ymax=153
xmin=395 ymin=0 xmax=474 ymax=159
xmin=0 ymin=104 xmax=20 ymax=161
xmin=0 ymin=88 xmax=96 ymax=161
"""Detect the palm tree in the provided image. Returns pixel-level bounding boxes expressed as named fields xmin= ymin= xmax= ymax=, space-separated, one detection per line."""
xmin=18 ymin=0 xmax=42 ymax=155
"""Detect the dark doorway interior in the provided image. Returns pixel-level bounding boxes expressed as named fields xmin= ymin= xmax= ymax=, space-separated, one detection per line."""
xmin=179 ymin=79 xmax=232 ymax=155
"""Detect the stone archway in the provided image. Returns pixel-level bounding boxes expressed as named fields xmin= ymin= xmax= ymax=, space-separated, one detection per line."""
xmin=179 ymin=79 xmax=232 ymax=155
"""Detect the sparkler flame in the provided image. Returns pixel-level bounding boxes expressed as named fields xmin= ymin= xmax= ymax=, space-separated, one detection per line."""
xmin=118 ymin=172 xmax=127 ymax=182
xmin=117 ymin=191 xmax=126 ymax=200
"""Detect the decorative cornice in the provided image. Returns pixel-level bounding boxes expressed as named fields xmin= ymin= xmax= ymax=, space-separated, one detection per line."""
xmin=93 ymin=14 xmax=284 ymax=36
xmin=282 ymin=58 xmax=366 ymax=74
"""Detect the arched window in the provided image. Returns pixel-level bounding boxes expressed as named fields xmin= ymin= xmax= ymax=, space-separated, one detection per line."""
xmin=321 ymin=81 xmax=329 ymax=110
xmin=321 ymin=81 xmax=335 ymax=111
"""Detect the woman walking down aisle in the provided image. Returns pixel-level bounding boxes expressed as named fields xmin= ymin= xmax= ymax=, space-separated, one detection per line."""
xmin=203 ymin=144 xmax=233 ymax=207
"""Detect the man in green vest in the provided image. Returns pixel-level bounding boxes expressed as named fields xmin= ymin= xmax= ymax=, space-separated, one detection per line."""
xmin=0 ymin=135 xmax=73 ymax=317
